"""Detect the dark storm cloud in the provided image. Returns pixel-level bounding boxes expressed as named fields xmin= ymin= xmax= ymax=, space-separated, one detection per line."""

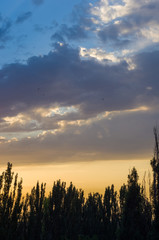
xmin=0 ymin=44 xmax=128 ymax=119
xmin=16 ymin=12 xmax=32 ymax=24
xmin=0 ymin=43 xmax=159 ymax=122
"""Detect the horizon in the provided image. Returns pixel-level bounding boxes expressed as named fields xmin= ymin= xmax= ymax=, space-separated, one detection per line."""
xmin=0 ymin=158 xmax=152 ymax=197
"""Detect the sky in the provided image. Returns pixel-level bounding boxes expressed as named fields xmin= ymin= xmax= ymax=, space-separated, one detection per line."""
xmin=0 ymin=0 xmax=159 ymax=194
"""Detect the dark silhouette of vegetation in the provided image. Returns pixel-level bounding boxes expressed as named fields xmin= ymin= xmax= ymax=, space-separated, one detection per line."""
xmin=119 ymin=168 xmax=151 ymax=240
xmin=1 ymin=129 xmax=159 ymax=239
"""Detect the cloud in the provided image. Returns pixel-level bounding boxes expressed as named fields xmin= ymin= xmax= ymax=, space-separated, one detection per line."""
xmin=48 ymin=0 xmax=159 ymax=54
xmin=0 ymin=0 xmax=159 ymax=166
xmin=91 ymin=0 xmax=159 ymax=24
xmin=80 ymin=47 xmax=120 ymax=63
xmin=0 ymin=107 xmax=156 ymax=165
xmin=16 ymin=12 xmax=32 ymax=24
xmin=51 ymin=32 xmax=65 ymax=43
xmin=32 ymin=0 xmax=44 ymax=5
xmin=0 ymin=42 xmax=159 ymax=164
xmin=0 ymin=43 xmax=159 ymax=126
xmin=0 ymin=16 xmax=12 ymax=43
xmin=90 ymin=0 xmax=159 ymax=49
xmin=97 ymin=22 xmax=132 ymax=47
xmin=51 ymin=24 xmax=88 ymax=42
xmin=51 ymin=1 xmax=94 ymax=43
xmin=0 ymin=44 xmax=131 ymax=120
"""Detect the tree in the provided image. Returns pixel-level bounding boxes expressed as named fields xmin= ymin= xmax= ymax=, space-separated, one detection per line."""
xmin=83 ymin=192 xmax=103 ymax=238
xmin=27 ymin=181 xmax=46 ymax=240
xmin=0 ymin=162 xmax=23 ymax=240
xmin=64 ymin=182 xmax=84 ymax=239
xmin=103 ymin=185 xmax=119 ymax=240
xmin=119 ymin=168 xmax=151 ymax=240
xmin=150 ymin=127 xmax=159 ymax=238
xmin=44 ymin=180 xmax=66 ymax=240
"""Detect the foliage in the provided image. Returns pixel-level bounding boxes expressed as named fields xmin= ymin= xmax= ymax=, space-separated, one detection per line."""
xmin=119 ymin=168 xmax=151 ymax=240
xmin=0 ymin=163 xmax=23 ymax=240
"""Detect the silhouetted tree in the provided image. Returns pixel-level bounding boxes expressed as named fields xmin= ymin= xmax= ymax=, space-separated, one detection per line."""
xmin=83 ymin=192 xmax=103 ymax=239
xmin=150 ymin=127 xmax=159 ymax=239
xmin=0 ymin=162 xmax=23 ymax=240
xmin=43 ymin=180 xmax=66 ymax=240
xmin=28 ymin=181 xmax=46 ymax=240
xmin=119 ymin=184 xmax=127 ymax=216
xmin=103 ymin=185 xmax=119 ymax=240
xmin=21 ymin=193 xmax=30 ymax=240
xmin=0 ymin=155 xmax=156 ymax=240
xmin=119 ymin=168 xmax=151 ymax=240
xmin=64 ymin=182 xmax=84 ymax=239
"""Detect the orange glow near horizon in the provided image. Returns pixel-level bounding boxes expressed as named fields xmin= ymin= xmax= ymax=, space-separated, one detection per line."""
xmin=0 ymin=159 xmax=152 ymax=197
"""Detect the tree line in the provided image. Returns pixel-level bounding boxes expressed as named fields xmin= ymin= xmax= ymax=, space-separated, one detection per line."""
xmin=1 ymin=128 xmax=159 ymax=240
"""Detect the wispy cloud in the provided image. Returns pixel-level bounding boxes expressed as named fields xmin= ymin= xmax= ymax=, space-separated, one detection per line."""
xmin=51 ymin=24 xmax=88 ymax=42
xmin=16 ymin=12 xmax=32 ymax=24
xmin=0 ymin=15 xmax=12 ymax=44
xmin=32 ymin=0 xmax=44 ymax=6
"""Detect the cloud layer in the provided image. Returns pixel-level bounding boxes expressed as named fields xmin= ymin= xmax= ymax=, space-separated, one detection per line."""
xmin=0 ymin=0 xmax=159 ymax=165
xmin=0 ymin=43 xmax=158 ymax=164
xmin=0 ymin=44 xmax=158 ymax=120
